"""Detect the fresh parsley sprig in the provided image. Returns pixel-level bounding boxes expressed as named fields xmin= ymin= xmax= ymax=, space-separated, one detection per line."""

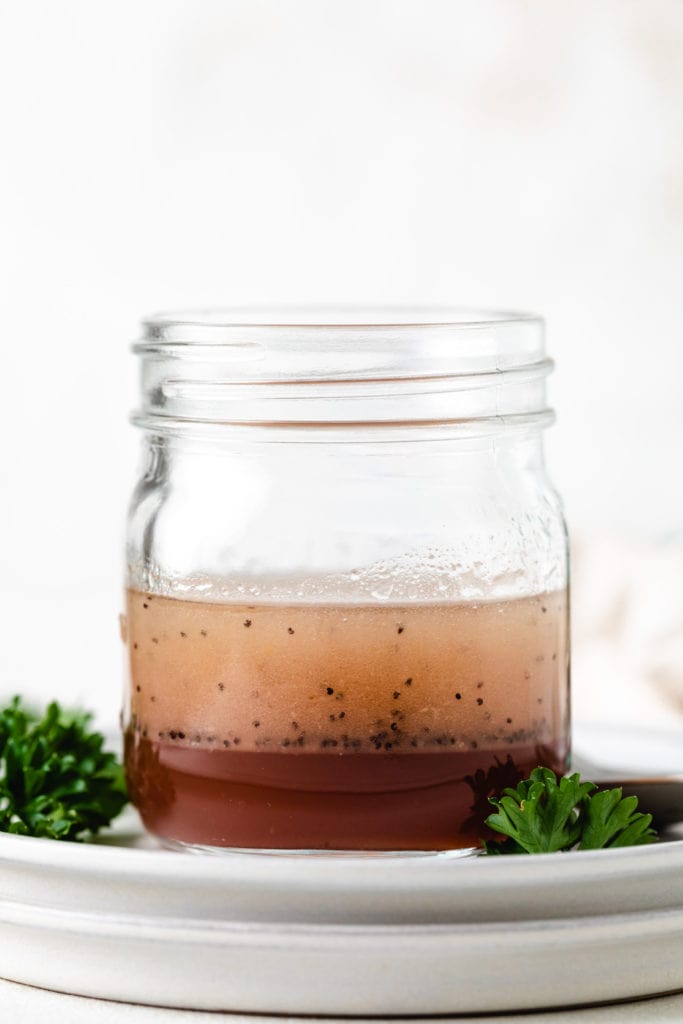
xmin=0 ymin=697 xmax=128 ymax=841
xmin=484 ymin=766 xmax=658 ymax=854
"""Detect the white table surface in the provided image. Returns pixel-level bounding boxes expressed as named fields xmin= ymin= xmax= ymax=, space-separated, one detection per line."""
xmin=1 ymin=978 xmax=682 ymax=1023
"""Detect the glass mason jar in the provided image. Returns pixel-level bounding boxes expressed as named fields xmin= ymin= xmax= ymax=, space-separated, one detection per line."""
xmin=123 ymin=309 xmax=570 ymax=853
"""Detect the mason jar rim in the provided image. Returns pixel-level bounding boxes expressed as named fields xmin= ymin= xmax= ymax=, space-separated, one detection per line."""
xmin=141 ymin=306 xmax=541 ymax=329
xmin=135 ymin=307 xmax=547 ymax=375
xmin=132 ymin=307 xmax=552 ymax=435
xmin=146 ymin=310 xmax=541 ymax=325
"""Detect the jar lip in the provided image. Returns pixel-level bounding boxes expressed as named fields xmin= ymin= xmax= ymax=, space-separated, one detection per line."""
xmin=134 ymin=307 xmax=551 ymax=429
xmin=136 ymin=307 xmax=547 ymax=383
xmin=141 ymin=306 xmax=543 ymax=334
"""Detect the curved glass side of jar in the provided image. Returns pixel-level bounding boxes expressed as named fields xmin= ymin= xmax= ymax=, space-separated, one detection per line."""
xmin=122 ymin=311 xmax=570 ymax=853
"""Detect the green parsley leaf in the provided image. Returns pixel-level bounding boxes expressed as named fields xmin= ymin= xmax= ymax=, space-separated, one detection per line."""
xmin=578 ymin=787 xmax=658 ymax=850
xmin=484 ymin=766 xmax=658 ymax=854
xmin=0 ymin=697 xmax=128 ymax=841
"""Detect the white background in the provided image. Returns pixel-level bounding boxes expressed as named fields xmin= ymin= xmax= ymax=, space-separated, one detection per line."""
xmin=0 ymin=1 xmax=682 ymax=723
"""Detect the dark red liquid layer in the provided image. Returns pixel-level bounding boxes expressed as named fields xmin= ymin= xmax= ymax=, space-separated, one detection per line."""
xmin=125 ymin=731 xmax=567 ymax=850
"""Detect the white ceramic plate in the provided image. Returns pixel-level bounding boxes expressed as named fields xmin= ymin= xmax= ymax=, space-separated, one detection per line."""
xmin=0 ymin=723 xmax=681 ymax=1015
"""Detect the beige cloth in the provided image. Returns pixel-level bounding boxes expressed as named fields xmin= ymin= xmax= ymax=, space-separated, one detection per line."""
xmin=572 ymin=532 xmax=683 ymax=729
